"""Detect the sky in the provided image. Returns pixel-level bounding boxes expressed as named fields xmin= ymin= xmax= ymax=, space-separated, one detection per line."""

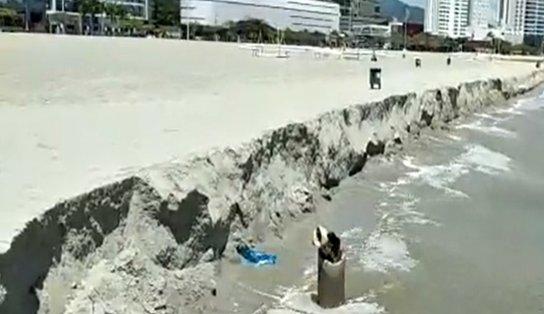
xmin=403 ymin=0 xmax=425 ymax=8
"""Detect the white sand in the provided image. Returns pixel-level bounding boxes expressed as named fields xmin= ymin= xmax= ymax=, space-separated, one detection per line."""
xmin=0 ymin=33 xmax=536 ymax=252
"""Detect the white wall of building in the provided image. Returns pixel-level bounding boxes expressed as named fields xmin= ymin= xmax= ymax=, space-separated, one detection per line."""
xmin=48 ymin=0 xmax=149 ymax=20
xmin=180 ymin=0 xmax=340 ymax=33
xmin=425 ymin=0 xmax=439 ymax=34
xmin=425 ymin=0 xmax=469 ymax=37
xmin=496 ymin=0 xmax=527 ymax=44
xmin=522 ymin=0 xmax=544 ymax=37
xmin=441 ymin=0 xmax=469 ymax=37
xmin=468 ymin=0 xmax=491 ymax=40
xmin=499 ymin=0 xmax=517 ymax=26
xmin=470 ymin=0 xmax=490 ymax=27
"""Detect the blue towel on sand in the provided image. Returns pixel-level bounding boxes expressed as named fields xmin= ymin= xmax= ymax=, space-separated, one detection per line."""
xmin=236 ymin=244 xmax=277 ymax=266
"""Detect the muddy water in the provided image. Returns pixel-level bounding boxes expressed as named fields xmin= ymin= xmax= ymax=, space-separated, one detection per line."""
xmin=213 ymin=91 xmax=544 ymax=314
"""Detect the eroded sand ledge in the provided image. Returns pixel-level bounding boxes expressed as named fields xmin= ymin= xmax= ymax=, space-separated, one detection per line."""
xmin=0 ymin=70 xmax=543 ymax=314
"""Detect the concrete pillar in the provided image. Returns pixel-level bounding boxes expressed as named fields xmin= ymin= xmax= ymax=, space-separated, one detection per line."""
xmin=144 ymin=0 xmax=149 ymax=20
xmin=317 ymin=252 xmax=345 ymax=308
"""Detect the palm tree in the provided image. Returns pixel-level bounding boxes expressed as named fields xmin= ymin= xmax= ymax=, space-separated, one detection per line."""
xmin=486 ymin=31 xmax=500 ymax=53
xmin=77 ymin=0 xmax=89 ymax=34
xmin=78 ymin=0 xmax=102 ymax=35
xmin=115 ymin=4 xmax=128 ymax=23
xmin=113 ymin=4 xmax=128 ymax=34
xmin=103 ymin=3 xmax=115 ymax=34
xmin=93 ymin=0 xmax=105 ymax=34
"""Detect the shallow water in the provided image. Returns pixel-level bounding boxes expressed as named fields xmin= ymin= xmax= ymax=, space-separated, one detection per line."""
xmin=216 ymin=91 xmax=544 ymax=313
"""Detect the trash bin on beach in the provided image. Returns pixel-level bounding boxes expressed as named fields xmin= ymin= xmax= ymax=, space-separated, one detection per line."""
xmin=537 ymin=61 xmax=541 ymax=68
xmin=415 ymin=58 xmax=421 ymax=68
xmin=369 ymin=68 xmax=382 ymax=90
xmin=447 ymin=56 xmax=451 ymax=66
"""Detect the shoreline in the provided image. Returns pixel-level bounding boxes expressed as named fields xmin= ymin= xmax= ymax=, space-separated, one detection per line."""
xmin=0 ymin=34 xmax=540 ymax=254
xmin=214 ymin=84 xmax=544 ymax=314
xmin=0 ymin=67 xmax=543 ymax=313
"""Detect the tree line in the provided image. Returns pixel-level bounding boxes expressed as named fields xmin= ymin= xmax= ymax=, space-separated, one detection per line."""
xmin=1 ymin=2 xmax=542 ymax=55
xmin=387 ymin=31 xmax=541 ymax=55
xmin=186 ymin=19 xmax=332 ymax=46
xmin=75 ymin=0 xmax=130 ymax=34
xmin=0 ymin=7 xmax=22 ymax=29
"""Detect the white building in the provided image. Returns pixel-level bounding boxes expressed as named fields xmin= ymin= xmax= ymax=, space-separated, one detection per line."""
xmin=497 ymin=0 xmax=543 ymax=44
xmin=180 ymin=0 xmax=341 ymax=33
xmin=425 ymin=0 xmax=470 ymax=38
xmin=521 ymin=0 xmax=544 ymax=45
xmin=499 ymin=0 xmax=517 ymax=26
xmin=47 ymin=0 xmax=149 ymax=20
xmin=424 ymin=0 xmax=439 ymax=34
xmin=467 ymin=0 xmax=491 ymax=39
xmin=425 ymin=0 xmax=544 ymax=44
xmin=470 ymin=0 xmax=490 ymax=27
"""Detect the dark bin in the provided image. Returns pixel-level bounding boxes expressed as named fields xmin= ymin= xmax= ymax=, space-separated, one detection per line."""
xmin=415 ymin=58 xmax=421 ymax=67
xmin=370 ymin=68 xmax=382 ymax=90
xmin=447 ymin=56 xmax=451 ymax=66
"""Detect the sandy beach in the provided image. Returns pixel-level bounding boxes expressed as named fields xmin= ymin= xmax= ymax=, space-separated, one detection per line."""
xmin=0 ymin=33 xmax=537 ymax=252
xmin=1 ymin=32 xmax=544 ymax=314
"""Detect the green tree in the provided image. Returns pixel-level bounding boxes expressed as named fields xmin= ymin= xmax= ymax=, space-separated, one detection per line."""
xmin=230 ymin=19 xmax=275 ymax=43
xmin=103 ymin=3 xmax=116 ymax=29
xmin=152 ymin=0 xmax=179 ymax=26
xmin=510 ymin=44 xmax=539 ymax=55
xmin=0 ymin=7 xmax=22 ymax=27
xmin=103 ymin=3 xmax=128 ymax=34
xmin=77 ymin=0 xmax=103 ymax=34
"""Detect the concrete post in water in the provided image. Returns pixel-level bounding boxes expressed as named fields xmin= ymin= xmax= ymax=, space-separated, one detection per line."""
xmin=317 ymin=251 xmax=345 ymax=308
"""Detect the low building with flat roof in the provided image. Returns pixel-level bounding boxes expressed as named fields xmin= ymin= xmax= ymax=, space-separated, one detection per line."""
xmin=180 ymin=0 xmax=340 ymax=33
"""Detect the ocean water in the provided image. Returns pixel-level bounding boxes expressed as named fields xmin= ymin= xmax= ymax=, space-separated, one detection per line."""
xmin=214 ymin=91 xmax=544 ymax=314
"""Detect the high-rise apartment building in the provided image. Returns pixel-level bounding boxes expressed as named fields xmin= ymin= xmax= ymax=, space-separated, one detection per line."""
xmin=425 ymin=0 xmax=469 ymax=37
xmin=424 ymin=0 xmax=439 ymax=33
xmin=467 ymin=0 xmax=490 ymax=39
xmin=498 ymin=0 xmax=543 ymax=44
xmin=470 ymin=0 xmax=489 ymax=27
xmin=522 ymin=0 xmax=544 ymax=45
xmin=425 ymin=0 xmax=543 ymax=45
xmin=499 ymin=0 xmax=518 ymax=26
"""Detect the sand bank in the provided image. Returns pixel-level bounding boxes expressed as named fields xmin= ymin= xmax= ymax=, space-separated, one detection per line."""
xmin=0 ymin=33 xmax=538 ymax=252
xmin=0 ymin=33 xmax=542 ymax=314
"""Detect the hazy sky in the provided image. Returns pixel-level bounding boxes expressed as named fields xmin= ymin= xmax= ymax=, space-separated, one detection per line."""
xmin=403 ymin=0 xmax=426 ymax=8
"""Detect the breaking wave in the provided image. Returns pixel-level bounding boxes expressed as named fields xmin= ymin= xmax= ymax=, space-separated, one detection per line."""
xmin=456 ymin=120 xmax=517 ymax=138
xmin=401 ymin=144 xmax=511 ymax=196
